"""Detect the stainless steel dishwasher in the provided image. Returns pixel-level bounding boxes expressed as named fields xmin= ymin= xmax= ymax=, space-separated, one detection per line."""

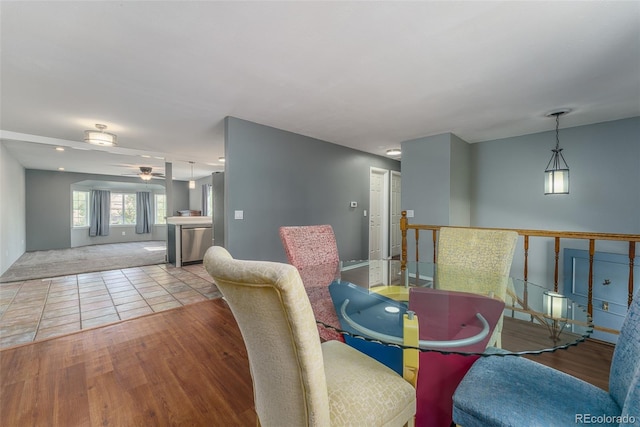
xmin=181 ymin=225 xmax=213 ymax=263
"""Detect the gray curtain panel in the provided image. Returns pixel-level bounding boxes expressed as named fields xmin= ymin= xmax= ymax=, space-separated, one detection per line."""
xmin=136 ymin=191 xmax=152 ymax=234
xmin=89 ymin=190 xmax=110 ymax=237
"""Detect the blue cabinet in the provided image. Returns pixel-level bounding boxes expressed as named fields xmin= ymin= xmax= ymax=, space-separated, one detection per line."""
xmin=563 ymin=249 xmax=638 ymax=344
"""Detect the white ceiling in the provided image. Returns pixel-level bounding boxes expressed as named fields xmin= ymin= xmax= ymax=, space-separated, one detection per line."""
xmin=1 ymin=1 xmax=639 ymax=181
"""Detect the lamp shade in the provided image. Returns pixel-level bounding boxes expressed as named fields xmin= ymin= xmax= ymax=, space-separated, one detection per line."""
xmin=543 ymin=291 xmax=568 ymax=319
xmin=84 ymin=124 xmax=117 ymax=146
xmin=544 ymin=168 xmax=569 ymax=194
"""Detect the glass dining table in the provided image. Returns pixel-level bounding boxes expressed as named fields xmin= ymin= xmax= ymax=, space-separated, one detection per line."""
xmin=309 ymin=259 xmax=594 ymax=427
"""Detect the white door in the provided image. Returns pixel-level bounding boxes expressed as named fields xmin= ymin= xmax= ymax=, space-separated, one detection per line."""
xmin=389 ymin=171 xmax=402 ymax=283
xmin=390 ymin=171 xmax=402 ymax=258
xmin=369 ymin=168 xmax=389 ymax=286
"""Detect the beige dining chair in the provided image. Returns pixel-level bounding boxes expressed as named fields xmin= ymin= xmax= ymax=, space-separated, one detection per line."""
xmin=203 ymin=246 xmax=416 ymax=427
xmin=436 ymin=227 xmax=519 ymax=348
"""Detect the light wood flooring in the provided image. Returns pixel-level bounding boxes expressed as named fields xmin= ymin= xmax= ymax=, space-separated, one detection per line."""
xmin=0 ymin=297 xmax=614 ymax=426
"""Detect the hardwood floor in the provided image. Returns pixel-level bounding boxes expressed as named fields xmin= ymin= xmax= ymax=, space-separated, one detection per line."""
xmin=0 ymin=297 xmax=614 ymax=426
xmin=502 ymin=318 xmax=614 ymax=391
xmin=1 ymin=298 xmax=256 ymax=426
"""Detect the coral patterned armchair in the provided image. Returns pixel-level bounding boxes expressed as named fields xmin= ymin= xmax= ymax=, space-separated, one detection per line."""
xmin=279 ymin=225 xmax=342 ymax=341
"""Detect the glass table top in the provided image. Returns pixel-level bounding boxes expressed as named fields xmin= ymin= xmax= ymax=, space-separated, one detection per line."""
xmin=315 ymin=259 xmax=593 ymax=356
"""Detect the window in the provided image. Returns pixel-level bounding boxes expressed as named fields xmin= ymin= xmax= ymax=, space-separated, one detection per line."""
xmin=155 ymin=194 xmax=166 ymax=224
xmin=110 ymin=193 xmax=136 ymax=225
xmin=72 ymin=190 xmax=90 ymax=227
xmin=207 ymin=185 xmax=213 ymax=216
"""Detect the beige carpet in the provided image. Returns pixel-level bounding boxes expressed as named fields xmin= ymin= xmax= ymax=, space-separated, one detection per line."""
xmin=0 ymin=241 xmax=167 ymax=283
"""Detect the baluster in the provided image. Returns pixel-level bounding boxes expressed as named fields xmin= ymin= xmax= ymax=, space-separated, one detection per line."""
xmin=523 ymin=235 xmax=529 ymax=282
xmin=629 ymin=241 xmax=636 ymax=308
xmin=432 ymin=229 xmax=437 ymax=263
xmin=588 ymin=239 xmax=595 ymax=317
xmin=554 ymin=237 xmax=560 ymax=292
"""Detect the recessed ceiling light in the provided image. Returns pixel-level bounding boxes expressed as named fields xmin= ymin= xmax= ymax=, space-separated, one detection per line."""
xmin=386 ymin=148 xmax=401 ymax=156
xmin=55 ymin=147 xmax=65 ymax=151
xmin=58 ymin=167 xmax=65 ymax=171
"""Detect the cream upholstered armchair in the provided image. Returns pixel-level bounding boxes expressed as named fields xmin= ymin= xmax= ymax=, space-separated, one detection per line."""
xmin=204 ymin=246 xmax=416 ymax=427
xmin=279 ymin=225 xmax=342 ymax=342
xmin=436 ymin=227 xmax=519 ymax=347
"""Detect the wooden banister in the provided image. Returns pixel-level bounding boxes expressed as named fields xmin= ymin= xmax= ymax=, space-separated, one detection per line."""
xmin=399 ymin=211 xmax=640 ymax=336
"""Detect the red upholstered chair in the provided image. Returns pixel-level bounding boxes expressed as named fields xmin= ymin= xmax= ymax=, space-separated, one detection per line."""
xmin=279 ymin=225 xmax=343 ymax=342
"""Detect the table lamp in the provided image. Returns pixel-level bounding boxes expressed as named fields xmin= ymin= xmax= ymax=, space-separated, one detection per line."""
xmin=543 ymin=291 xmax=568 ymax=341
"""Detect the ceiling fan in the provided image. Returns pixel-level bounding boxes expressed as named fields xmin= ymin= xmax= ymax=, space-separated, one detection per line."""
xmin=123 ymin=166 xmax=165 ymax=181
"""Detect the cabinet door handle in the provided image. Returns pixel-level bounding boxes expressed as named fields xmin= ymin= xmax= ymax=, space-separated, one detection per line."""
xmin=603 ymin=279 xmax=611 ymax=286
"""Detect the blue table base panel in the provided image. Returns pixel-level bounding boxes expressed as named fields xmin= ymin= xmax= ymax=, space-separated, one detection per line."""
xmin=329 ymin=281 xmax=406 ymax=375
xmin=453 ymin=290 xmax=640 ymax=427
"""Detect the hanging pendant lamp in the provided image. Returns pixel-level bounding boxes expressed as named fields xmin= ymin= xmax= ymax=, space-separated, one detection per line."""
xmin=544 ymin=109 xmax=570 ymax=195
xmin=188 ymin=161 xmax=195 ymax=189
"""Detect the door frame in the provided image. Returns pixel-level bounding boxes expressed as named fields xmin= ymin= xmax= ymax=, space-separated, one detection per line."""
xmin=369 ymin=167 xmax=390 ymax=260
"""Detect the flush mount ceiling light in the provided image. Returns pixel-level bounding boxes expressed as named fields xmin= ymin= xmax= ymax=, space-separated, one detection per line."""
xmin=544 ymin=109 xmax=571 ymax=195
xmin=84 ymin=124 xmax=117 ymax=146
xmin=188 ymin=161 xmax=195 ymax=189
xmin=386 ymin=148 xmax=402 ymax=156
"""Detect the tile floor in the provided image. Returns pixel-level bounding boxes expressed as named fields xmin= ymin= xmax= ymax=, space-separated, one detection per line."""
xmin=0 ymin=263 xmax=221 ymax=349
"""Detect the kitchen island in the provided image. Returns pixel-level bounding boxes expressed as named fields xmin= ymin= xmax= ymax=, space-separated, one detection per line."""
xmin=166 ymin=216 xmax=213 ymax=267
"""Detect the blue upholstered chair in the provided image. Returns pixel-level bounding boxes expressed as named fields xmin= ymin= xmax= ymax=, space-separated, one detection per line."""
xmin=452 ymin=291 xmax=640 ymax=427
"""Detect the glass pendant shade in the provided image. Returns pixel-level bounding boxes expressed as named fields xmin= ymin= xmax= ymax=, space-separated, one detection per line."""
xmin=545 ymin=167 xmax=569 ymax=194
xmin=188 ymin=161 xmax=195 ymax=188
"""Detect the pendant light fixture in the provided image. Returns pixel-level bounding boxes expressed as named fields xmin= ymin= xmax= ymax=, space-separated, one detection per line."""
xmin=84 ymin=124 xmax=117 ymax=146
xmin=188 ymin=161 xmax=195 ymax=189
xmin=544 ymin=109 xmax=570 ymax=195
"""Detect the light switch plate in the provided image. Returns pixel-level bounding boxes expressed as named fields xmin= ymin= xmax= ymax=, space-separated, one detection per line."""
xmin=406 ymin=210 xmax=414 ymax=218
xmin=234 ymin=210 xmax=244 ymax=220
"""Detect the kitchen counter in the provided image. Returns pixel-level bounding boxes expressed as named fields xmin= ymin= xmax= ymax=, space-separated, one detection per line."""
xmin=166 ymin=217 xmax=213 ymax=267
xmin=167 ymin=216 xmax=213 ymax=225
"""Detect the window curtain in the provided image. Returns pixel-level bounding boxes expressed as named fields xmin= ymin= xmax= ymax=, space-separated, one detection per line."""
xmin=201 ymin=184 xmax=211 ymax=216
xmin=136 ymin=191 xmax=152 ymax=234
xmin=89 ymin=190 xmax=110 ymax=237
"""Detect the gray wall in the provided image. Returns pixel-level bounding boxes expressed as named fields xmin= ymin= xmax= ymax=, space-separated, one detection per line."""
xmin=224 ymin=117 xmax=401 ymax=262
xmin=25 ymin=170 xmax=190 ymax=251
xmin=401 ymin=116 xmax=639 ymax=288
xmin=471 ymin=116 xmax=640 ymax=285
xmin=401 ymin=133 xmax=470 ymax=261
xmin=401 ymin=133 xmax=454 ymax=227
xmin=0 ymin=142 xmax=26 ymax=275
xmin=212 ymin=172 xmax=225 ymax=247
